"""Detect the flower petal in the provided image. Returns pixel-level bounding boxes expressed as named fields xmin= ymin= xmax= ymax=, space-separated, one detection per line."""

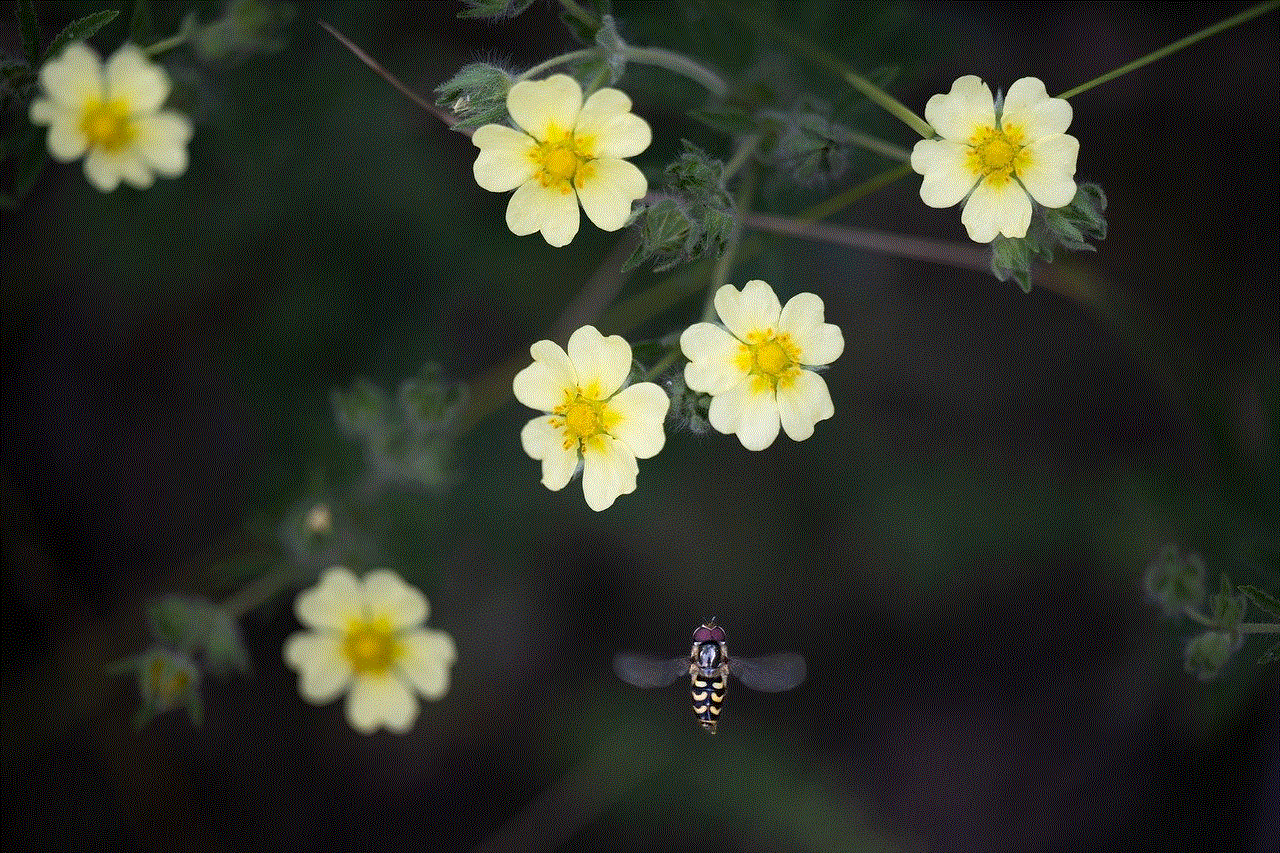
xmin=709 ymin=378 xmax=781 ymax=451
xmin=295 ymin=567 xmax=363 ymax=631
xmin=40 ymin=42 xmax=103 ymax=108
xmin=714 ymin=280 xmax=782 ymax=340
xmin=924 ymin=75 xmax=995 ymax=142
xmin=575 ymin=88 xmax=651 ymax=158
xmin=778 ymin=292 xmax=844 ymax=366
xmin=575 ymin=158 xmax=646 ymax=232
xmin=39 ymin=110 xmax=90 ymax=162
xmin=581 ymin=435 xmax=638 ymax=511
xmin=521 ymin=416 xmax=579 ymax=491
xmin=567 ymin=325 xmax=631 ymax=397
xmin=284 ymin=632 xmax=353 ymax=703
xmin=346 ymin=675 xmax=417 ymax=734
xmin=1000 ymin=77 xmax=1072 ymax=140
xmin=83 ymin=148 xmax=123 ymax=192
xmin=507 ymin=74 xmax=582 ymax=141
xmin=961 ymin=179 xmax=1032 ymax=243
xmin=681 ymin=322 xmax=747 ymax=395
xmin=133 ymin=111 xmax=191 ymax=177
xmin=1018 ymin=134 xmax=1079 ymax=208
xmin=513 ymin=356 xmax=572 ymax=412
xmin=506 ymin=179 xmax=580 ymax=246
xmin=362 ymin=569 xmax=427 ymax=629
xmin=472 ymin=124 xmax=538 ymax=192
xmin=607 ymin=382 xmax=668 ymax=459
xmin=105 ymin=44 xmax=169 ymax=113
xmin=397 ymin=629 xmax=456 ymax=700
xmin=777 ymin=370 xmax=834 ymax=442
xmin=911 ymin=138 xmax=978 ymax=208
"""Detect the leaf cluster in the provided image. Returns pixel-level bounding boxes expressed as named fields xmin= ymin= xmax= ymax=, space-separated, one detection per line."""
xmin=991 ymin=183 xmax=1108 ymax=293
xmin=625 ymin=141 xmax=736 ymax=273
xmin=434 ymin=62 xmax=515 ymax=131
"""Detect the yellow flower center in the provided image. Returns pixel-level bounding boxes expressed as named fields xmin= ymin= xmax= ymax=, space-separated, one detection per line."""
xmin=735 ymin=329 xmax=802 ymax=392
xmin=529 ymin=126 xmax=598 ymax=194
xmin=80 ymin=98 xmax=136 ymax=153
xmin=147 ymin=657 xmax=190 ymax=701
xmin=965 ymin=124 xmax=1029 ymax=188
xmin=342 ymin=616 xmax=400 ymax=676
xmin=550 ymin=384 xmax=619 ymax=453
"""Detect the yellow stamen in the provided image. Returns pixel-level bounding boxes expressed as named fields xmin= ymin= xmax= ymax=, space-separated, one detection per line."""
xmin=734 ymin=329 xmax=803 ymax=391
xmin=550 ymin=385 xmax=619 ymax=454
xmin=80 ymin=98 xmax=135 ymax=153
xmin=528 ymin=125 xmax=598 ymax=193
xmin=965 ymin=124 xmax=1030 ymax=189
xmin=342 ymin=616 xmax=400 ymax=675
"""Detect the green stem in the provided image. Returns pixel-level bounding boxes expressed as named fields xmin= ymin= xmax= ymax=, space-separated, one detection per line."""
xmin=142 ymin=30 xmax=190 ymax=58
xmin=1057 ymin=1 xmax=1279 ymax=99
xmin=516 ymin=49 xmax=597 ymax=82
xmin=223 ymin=565 xmax=296 ymax=618
xmin=557 ymin=0 xmax=598 ymax=29
xmin=722 ymin=134 xmax=759 ymax=180
xmin=798 ymin=162 xmax=913 ymax=223
xmin=622 ymin=46 xmax=729 ymax=98
xmin=702 ymin=166 xmax=757 ymax=321
xmin=843 ymin=130 xmax=911 ymax=163
xmin=716 ymin=1 xmax=931 ymax=137
xmin=643 ymin=348 xmax=681 ymax=382
xmin=1183 ymin=606 xmax=1280 ymax=634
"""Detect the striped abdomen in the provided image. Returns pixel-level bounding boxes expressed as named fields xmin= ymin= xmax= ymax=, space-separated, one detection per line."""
xmin=691 ymin=672 xmax=727 ymax=733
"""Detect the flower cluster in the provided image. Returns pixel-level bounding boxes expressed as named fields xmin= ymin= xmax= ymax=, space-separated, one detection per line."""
xmin=30 ymin=42 xmax=192 ymax=192
xmin=284 ymin=568 xmax=456 ymax=734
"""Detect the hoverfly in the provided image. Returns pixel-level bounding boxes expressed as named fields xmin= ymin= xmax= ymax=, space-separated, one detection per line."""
xmin=613 ymin=619 xmax=806 ymax=733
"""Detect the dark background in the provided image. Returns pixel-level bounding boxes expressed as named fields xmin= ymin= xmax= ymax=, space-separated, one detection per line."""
xmin=2 ymin=2 xmax=1277 ymax=851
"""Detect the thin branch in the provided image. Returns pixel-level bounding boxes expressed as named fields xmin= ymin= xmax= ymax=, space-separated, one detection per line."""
xmin=745 ymin=212 xmax=989 ymax=272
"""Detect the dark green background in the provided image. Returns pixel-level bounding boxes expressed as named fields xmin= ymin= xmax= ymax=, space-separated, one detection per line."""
xmin=2 ymin=2 xmax=1277 ymax=850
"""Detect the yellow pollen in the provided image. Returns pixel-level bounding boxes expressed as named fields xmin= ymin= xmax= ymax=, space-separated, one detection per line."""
xmin=965 ymin=125 xmax=1030 ymax=187
xmin=342 ymin=617 xmax=399 ymax=675
xmin=734 ymin=330 xmax=802 ymax=390
xmin=80 ymin=98 xmax=135 ymax=152
xmin=530 ymin=126 xmax=596 ymax=190
xmin=551 ymin=387 xmax=618 ymax=453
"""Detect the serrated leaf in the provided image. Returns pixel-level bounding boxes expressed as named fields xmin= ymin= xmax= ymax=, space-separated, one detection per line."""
xmin=1240 ymin=585 xmax=1280 ymax=620
xmin=1259 ymin=641 xmax=1279 ymax=665
xmin=18 ymin=1 xmax=41 ymax=66
xmin=43 ymin=10 xmax=121 ymax=64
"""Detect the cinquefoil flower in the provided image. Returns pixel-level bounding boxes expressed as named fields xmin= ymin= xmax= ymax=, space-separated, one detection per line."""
xmin=514 ymin=325 xmax=668 ymax=511
xmin=911 ymin=76 xmax=1078 ymax=243
xmin=29 ymin=42 xmax=192 ymax=192
xmin=472 ymin=74 xmax=650 ymax=247
xmin=681 ymin=280 xmax=843 ymax=451
xmin=284 ymin=568 xmax=456 ymax=734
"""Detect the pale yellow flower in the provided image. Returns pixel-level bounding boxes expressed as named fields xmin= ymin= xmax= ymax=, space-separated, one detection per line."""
xmin=911 ymin=75 xmax=1078 ymax=243
xmin=284 ymin=568 xmax=456 ymax=734
xmin=472 ymin=74 xmax=650 ymax=247
xmin=681 ymin=280 xmax=843 ymax=451
xmin=29 ymin=42 xmax=192 ymax=192
xmin=513 ymin=325 xmax=669 ymax=511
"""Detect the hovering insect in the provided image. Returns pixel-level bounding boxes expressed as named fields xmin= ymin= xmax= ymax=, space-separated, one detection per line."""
xmin=613 ymin=619 xmax=806 ymax=733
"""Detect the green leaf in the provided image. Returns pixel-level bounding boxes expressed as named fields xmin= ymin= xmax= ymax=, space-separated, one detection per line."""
xmin=1144 ymin=545 xmax=1206 ymax=616
xmin=1183 ymin=630 xmax=1242 ymax=681
xmin=1259 ymin=641 xmax=1279 ymax=666
xmin=1240 ymin=585 xmax=1280 ymax=620
xmin=43 ymin=10 xmax=121 ymax=64
xmin=1211 ymin=574 xmax=1247 ymax=629
xmin=18 ymin=1 xmax=41 ymax=66
xmin=989 ymin=182 xmax=1107 ymax=293
xmin=434 ymin=62 xmax=513 ymax=131
xmin=990 ymin=235 xmax=1033 ymax=293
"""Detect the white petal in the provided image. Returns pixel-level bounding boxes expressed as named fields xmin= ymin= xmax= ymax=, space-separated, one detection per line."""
xmin=911 ymin=138 xmax=978 ymax=208
xmin=962 ymin=179 xmax=1032 ymax=242
xmin=1018 ymin=134 xmax=1079 ymax=208
xmin=472 ymin=124 xmax=538 ymax=192
xmin=575 ymin=88 xmax=651 ymax=158
xmin=709 ymin=378 xmax=781 ymax=451
xmin=714 ymin=280 xmax=782 ymax=340
xmin=362 ymin=569 xmax=427 ymax=629
xmin=284 ymin=632 xmax=353 ymax=703
xmin=397 ymin=629 xmax=456 ymax=700
xmin=1000 ymin=77 xmax=1072 ymax=139
xmin=580 ymin=435 xmax=638 ymax=511
xmin=507 ymin=74 xmax=582 ymax=140
xmin=924 ymin=75 xmax=995 ymax=142
xmin=506 ymin=180 xmax=580 ymax=246
xmin=29 ymin=98 xmax=55 ymax=125
xmin=295 ymin=567 xmax=363 ymax=630
xmin=83 ymin=148 xmax=123 ymax=192
xmin=42 ymin=112 xmax=89 ymax=162
xmin=40 ymin=42 xmax=103 ymax=108
xmin=520 ymin=416 xmax=579 ymax=491
xmin=575 ymin=158 xmax=646 ymax=232
xmin=778 ymin=292 xmax=844 ymax=366
xmin=607 ymin=382 xmax=668 ymax=459
xmin=105 ymin=44 xmax=169 ymax=113
xmin=681 ymin=323 xmax=746 ymax=395
xmin=513 ymin=362 xmax=569 ymax=412
xmin=567 ymin=325 xmax=631 ymax=397
xmin=133 ymin=111 xmax=191 ymax=177
xmin=346 ymin=675 xmax=418 ymax=734
xmin=776 ymin=370 xmax=834 ymax=442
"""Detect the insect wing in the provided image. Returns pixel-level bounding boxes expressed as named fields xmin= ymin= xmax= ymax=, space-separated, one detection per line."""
xmin=613 ymin=654 xmax=689 ymax=688
xmin=729 ymin=653 xmax=806 ymax=692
